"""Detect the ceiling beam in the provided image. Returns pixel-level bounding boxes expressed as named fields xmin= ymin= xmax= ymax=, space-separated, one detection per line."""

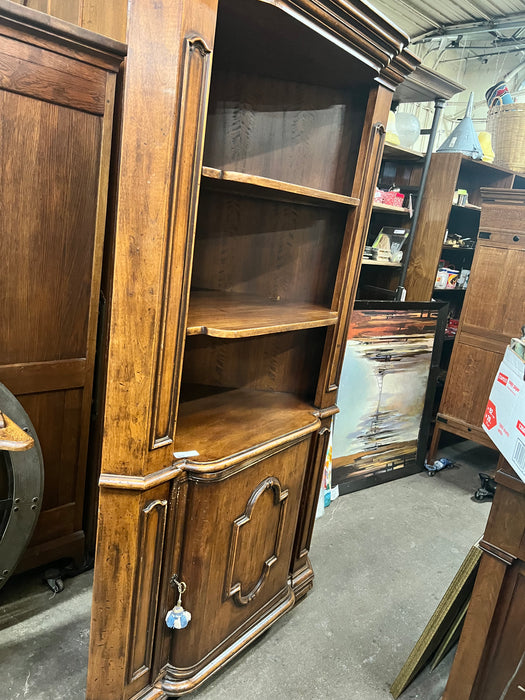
xmin=413 ymin=13 xmax=525 ymax=42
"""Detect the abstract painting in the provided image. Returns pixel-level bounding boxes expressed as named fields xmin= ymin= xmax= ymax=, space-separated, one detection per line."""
xmin=333 ymin=302 xmax=447 ymax=494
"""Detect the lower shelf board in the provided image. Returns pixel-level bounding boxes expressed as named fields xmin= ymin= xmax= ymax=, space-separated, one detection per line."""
xmin=186 ymin=290 xmax=338 ymax=337
xmin=174 ymin=388 xmax=320 ymax=466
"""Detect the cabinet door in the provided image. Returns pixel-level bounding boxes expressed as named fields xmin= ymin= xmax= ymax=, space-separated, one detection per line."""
xmin=0 ymin=21 xmax=120 ymax=568
xmin=163 ymin=436 xmax=311 ymax=692
xmin=440 ymin=232 xmax=525 ymax=433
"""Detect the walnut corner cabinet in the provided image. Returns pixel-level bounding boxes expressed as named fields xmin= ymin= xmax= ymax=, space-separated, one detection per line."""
xmin=86 ymin=1 xmax=417 ymax=698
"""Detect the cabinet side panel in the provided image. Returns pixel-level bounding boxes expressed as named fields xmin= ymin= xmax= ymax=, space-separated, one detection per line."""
xmin=87 ymin=485 xmax=171 ymax=700
xmin=471 ymin=561 xmax=525 ymax=699
xmin=439 ymin=341 xmax=502 ymax=427
xmin=9 ymin=0 xmax=128 ymax=42
xmin=81 ymin=0 xmax=128 ymax=42
xmin=404 ymin=154 xmax=461 ymax=302
xmin=99 ymin=0 xmax=218 ymax=477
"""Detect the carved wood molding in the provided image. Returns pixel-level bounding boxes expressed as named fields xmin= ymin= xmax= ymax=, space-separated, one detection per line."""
xmin=126 ymin=499 xmax=168 ymax=684
xmin=327 ymin=120 xmax=386 ymax=392
xmin=276 ymin=0 xmax=410 ymax=80
xmin=378 ymin=50 xmax=420 ymax=91
xmin=99 ymin=465 xmax=184 ymax=491
xmin=0 ymin=0 xmax=125 ymax=69
xmin=100 ymin=421 xmax=319 ymax=490
xmin=161 ymin=590 xmax=295 ymax=694
xmin=183 ymin=419 xmax=321 ymax=480
xmin=297 ymin=426 xmax=330 ymax=561
xmin=149 ymin=33 xmax=213 ymax=450
xmin=224 ymin=477 xmax=289 ymax=606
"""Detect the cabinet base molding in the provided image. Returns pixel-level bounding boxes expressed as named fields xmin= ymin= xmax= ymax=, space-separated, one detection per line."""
xmin=161 ymin=589 xmax=295 ymax=696
xmin=429 ymin=413 xmax=495 ymax=461
xmin=291 ymin=558 xmax=315 ymax=601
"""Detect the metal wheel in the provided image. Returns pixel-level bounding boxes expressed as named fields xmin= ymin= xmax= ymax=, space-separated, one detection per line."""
xmin=0 ymin=383 xmax=44 ymax=590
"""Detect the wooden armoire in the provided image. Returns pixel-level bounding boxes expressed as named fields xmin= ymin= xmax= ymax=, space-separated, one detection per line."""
xmin=0 ymin=1 xmax=125 ymax=572
xmin=87 ymin=1 xmax=417 ymax=697
xmin=429 ymin=188 xmax=525 ymax=457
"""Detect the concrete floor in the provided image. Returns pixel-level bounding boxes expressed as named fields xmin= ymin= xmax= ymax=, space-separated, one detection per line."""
xmin=0 ymin=440 xmax=496 ymax=700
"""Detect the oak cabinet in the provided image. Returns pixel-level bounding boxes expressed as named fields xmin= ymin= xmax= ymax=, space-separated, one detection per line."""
xmin=87 ymin=1 xmax=417 ymax=698
xmin=429 ymin=188 xmax=525 ymax=456
xmin=0 ymin=2 xmax=125 ymax=571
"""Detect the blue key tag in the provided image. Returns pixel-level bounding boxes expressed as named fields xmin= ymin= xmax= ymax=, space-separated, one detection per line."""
xmin=165 ymin=577 xmax=191 ymax=630
xmin=165 ymin=605 xmax=192 ymax=629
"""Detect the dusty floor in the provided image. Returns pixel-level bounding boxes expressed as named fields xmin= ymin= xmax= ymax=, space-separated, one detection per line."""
xmin=0 ymin=440 xmax=496 ymax=699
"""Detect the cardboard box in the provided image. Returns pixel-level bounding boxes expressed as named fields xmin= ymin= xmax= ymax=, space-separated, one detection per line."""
xmin=483 ymin=346 xmax=525 ymax=483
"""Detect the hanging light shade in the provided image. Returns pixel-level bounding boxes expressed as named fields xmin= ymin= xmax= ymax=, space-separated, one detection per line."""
xmin=437 ymin=93 xmax=483 ymax=159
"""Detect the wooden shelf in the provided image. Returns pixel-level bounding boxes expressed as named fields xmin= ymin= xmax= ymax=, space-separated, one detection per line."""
xmin=451 ymin=203 xmax=481 ymax=212
xmin=441 ymin=245 xmax=475 ymax=253
xmin=186 ymin=290 xmax=338 ymax=338
xmin=174 ymin=389 xmax=318 ymax=465
xmin=459 ymin=155 xmax=517 ymax=177
xmin=383 ymin=142 xmax=424 ymax=161
xmin=361 ymin=259 xmax=402 ymax=267
xmin=372 ymin=202 xmax=411 ymax=214
xmin=201 ymin=167 xmax=359 ymax=209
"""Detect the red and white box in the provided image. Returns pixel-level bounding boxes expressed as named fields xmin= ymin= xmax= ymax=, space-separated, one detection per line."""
xmin=483 ymin=346 xmax=525 ymax=482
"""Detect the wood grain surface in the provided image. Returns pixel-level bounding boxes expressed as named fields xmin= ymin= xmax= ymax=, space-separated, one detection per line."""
xmin=0 ymin=8 xmax=122 ymax=570
xmin=202 ymin=167 xmax=359 ymax=208
xmin=186 ymin=290 xmax=338 ymax=337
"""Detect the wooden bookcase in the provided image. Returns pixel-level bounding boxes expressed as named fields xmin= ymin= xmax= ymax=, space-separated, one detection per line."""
xmin=358 ymin=143 xmax=423 ymax=298
xmin=86 ymin=1 xmax=417 ymax=698
xmin=357 ymin=67 xmax=464 ymax=301
xmin=404 ymin=153 xmax=516 ymax=303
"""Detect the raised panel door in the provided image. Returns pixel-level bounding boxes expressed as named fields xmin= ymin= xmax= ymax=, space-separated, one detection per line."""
xmin=165 ymin=437 xmax=311 ymax=686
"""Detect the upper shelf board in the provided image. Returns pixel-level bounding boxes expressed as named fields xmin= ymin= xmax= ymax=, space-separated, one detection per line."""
xmin=383 ymin=143 xmax=424 ymax=161
xmin=201 ymin=167 xmax=360 ymax=209
xmin=186 ymin=291 xmax=338 ymax=338
xmin=372 ymin=202 xmax=411 ymax=214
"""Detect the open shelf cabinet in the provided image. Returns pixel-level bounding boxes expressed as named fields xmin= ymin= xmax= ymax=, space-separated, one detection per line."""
xmin=87 ymin=1 xmax=418 ymax=698
xmin=356 ymin=67 xmax=464 ymax=302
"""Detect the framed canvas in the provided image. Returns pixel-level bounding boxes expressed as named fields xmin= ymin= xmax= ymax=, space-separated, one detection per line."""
xmin=333 ymin=302 xmax=448 ymax=494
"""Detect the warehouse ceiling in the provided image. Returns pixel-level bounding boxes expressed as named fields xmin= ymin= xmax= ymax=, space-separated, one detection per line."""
xmin=370 ymin=0 xmax=525 ymax=64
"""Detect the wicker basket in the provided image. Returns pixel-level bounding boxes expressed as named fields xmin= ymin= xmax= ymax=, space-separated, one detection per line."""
xmin=487 ymin=102 xmax=525 ymax=173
